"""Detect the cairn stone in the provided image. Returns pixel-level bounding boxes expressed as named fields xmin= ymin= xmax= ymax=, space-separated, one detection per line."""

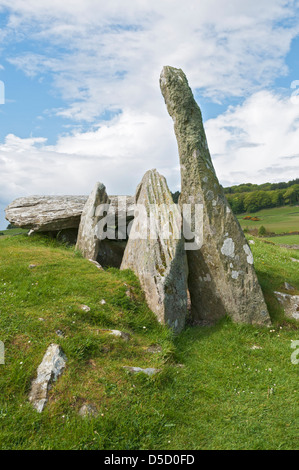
xmin=76 ymin=182 xmax=110 ymax=260
xmin=121 ymin=169 xmax=188 ymax=333
xmin=5 ymin=195 xmax=134 ymax=233
xmin=160 ymin=66 xmax=270 ymax=326
xmin=29 ymin=344 xmax=67 ymax=412
xmin=5 ymin=195 xmax=87 ymax=232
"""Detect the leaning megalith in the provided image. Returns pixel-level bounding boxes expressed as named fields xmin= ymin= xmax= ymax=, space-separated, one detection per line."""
xmin=76 ymin=182 xmax=110 ymax=260
xmin=121 ymin=169 xmax=188 ymax=333
xmin=160 ymin=66 xmax=270 ymax=326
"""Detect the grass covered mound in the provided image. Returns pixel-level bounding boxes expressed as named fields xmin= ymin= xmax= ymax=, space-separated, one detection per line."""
xmin=0 ymin=233 xmax=298 ymax=450
xmin=237 ymin=206 xmax=299 ymax=235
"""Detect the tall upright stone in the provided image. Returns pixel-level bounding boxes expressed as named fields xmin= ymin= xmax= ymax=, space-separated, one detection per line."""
xmin=160 ymin=66 xmax=270 ymax=326
xmin=76 ymin=182 xmax=110 ymax=260
xmin=121 ymin=169 xmax=188 ymax=333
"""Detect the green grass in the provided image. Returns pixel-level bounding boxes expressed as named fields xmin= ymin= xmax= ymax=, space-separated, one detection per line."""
xmin=0 ymin=233 xmax=298 ymax=450
xmin=264 ymin=235 xmax=299 ymax=245
xmin=237 ymin=205 xmax=299 ymax=234
xmin=247 ymin=235 xmax=299 ymax=324
xmin=0 ymin=228 xmax=28 ymax=236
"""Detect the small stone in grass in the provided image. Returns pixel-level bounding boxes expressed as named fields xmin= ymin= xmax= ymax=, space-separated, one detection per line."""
xmin=123 ymin=366 xmax=161 ymax=376
xmin=147 ymin=345 xmax=163 ymax=353
xmin=80 ymin=305 xmax=91 ymax=312
xmin=78 ymin=404 xmax=98 ymax=418
xmin=109 ymin=330 xmax=131 ymax=341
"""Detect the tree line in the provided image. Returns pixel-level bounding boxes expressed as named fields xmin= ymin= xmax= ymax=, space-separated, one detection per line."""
xmin=171 ymin=179 xmax=299 ymax=214
xmin=224 ymin=179 xmax=299 ymax=213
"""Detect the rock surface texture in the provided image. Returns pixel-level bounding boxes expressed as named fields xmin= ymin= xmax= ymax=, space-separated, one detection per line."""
xmin=76 ymin=182 xmax=110 ymax=260
xmin=5 ymin=195 xmax=134 ymax=233
xmin=5 ymin=196 xmax=87 ymax=232
xmin=160 ymin=66 xmax=270 ymax=326
xmin=121 ymin=169 xmax=188 ymax=333
xmin=78 ymin=404 xmax=98 ymax=418
xmin=123 ymin=366 xmax=161 ymax=376
xmin=29 ymin=344 xmax=67 ymax=412
xmin=274 ymin=292 xmax=299 ymax=321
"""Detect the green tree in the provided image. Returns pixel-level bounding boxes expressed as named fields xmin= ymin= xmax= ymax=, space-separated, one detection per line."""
xmin=258 ymin=225 xmax=267 ymax=236
xmin=283 ymin=185 xmax=299 ymax=205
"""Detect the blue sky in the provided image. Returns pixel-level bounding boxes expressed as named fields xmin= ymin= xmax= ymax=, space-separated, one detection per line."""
xmin=0 ymin=0 xmax=299 ymax=229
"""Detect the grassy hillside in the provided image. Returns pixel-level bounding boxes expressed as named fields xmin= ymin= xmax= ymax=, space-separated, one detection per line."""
xmin=0 ymin=228 xmax=28 ymax=236
xmin=0 ymin=233 xmax=298 ymax=450
xmin=237 ymin=206 xmax=299 ymax=235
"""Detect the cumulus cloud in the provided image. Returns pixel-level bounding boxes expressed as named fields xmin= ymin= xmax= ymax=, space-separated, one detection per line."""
xmin=0 ymin=110 xmax=180 ymax=223
xmin=1 ymin=0 xmax=299 ymax=227
xmin=205 ymin=90 xmax=299 ymax=185
xmin=3 ymin=0 xmax=299 ymax=120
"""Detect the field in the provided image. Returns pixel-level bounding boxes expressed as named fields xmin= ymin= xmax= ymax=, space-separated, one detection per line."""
xmin=0 ymin=232 xmax=298 ymax=450
xmin=237 ymin=206 xmax=299 ymax=236
xmin=264 ymin=235 xmax=299 ymax=245
xmin=0 ymin=228 xmax=28 ymax=236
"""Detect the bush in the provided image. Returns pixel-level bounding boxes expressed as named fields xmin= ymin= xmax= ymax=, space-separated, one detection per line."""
xmin=258 ymin=225 xmax=267 ymax=236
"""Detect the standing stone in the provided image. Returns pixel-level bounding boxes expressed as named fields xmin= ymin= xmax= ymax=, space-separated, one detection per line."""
xmin=76 ymin=182 xmax=110 ymax=260
xmin=274 ymin=292 xmax=299 ymax=321
xmin=160 ymin=66 xmax=270 ymax=326
xmin=121 ymin=169 xmax=188 ymax=333
xmin=29 ymin=344 xmax=67 ymax=412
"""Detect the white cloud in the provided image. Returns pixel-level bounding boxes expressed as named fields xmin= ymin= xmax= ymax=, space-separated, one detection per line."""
xmin=0 ymin=109 xmax=179 ymax=201
xmin=1 ymin=0 xmax=299 ymax=228
xmin=205 ymin=90 xmax=299 ymax=185
xmin=3 ymin=0 xmax=299 ymax=121
xmin=1 ymin=88 xmax=299 ymax=210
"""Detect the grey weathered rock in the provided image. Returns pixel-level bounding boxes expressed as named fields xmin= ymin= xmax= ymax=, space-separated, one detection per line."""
xmin=123 ymin=366 xmax=161 ymax=376
xmin=80 ymin=305 xmax=91 ymax=312
xmin=88 ymin=259 xmax=104 ymax=270
xmin=147 ymin=345 xmax=163 ymax=353
xmin=6 ymin=196 xmax=87 ymax=232
xmin=55 ymin=329 xmax=64 ymax=337
xmin=121 ymin=169 xmax=188 ymax=333
xmin=5 ymin=195 xmax=134 ymax=233
xmin=29 ymin=344 xmax=67 ymax=412
xmin=75 ymin=182 xmax=110 ymax=260
xmin=109 ymin=330 xmax=131 ymax=341
xmin=274 ymin=291 xmax=299 ymax=321
xmin=160 ymin=66 xmax=270 ymax=326
xmin=284 ymin=282 xmax=295 ymax=291
xmin=78 ymin=403 xmax=98 ymax=418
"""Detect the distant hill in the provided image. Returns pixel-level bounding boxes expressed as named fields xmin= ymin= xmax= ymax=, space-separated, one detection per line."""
xmin=172 ymin=179 xmax=299 ymax=213
xmin=224 ymin=179 xmax=299 ymax=214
